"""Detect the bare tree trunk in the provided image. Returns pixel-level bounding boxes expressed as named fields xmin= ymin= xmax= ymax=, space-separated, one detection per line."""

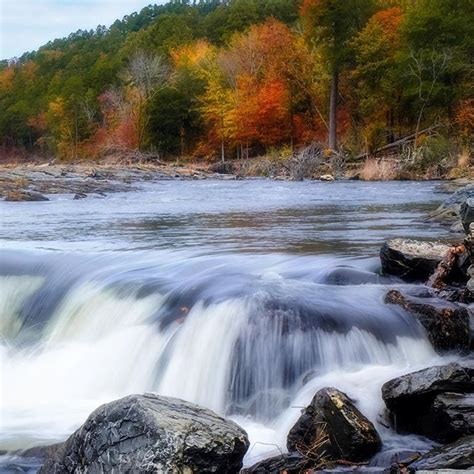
xmin=221 ymin=135 xmax=225 ymax=163
xmin=328 ymin=68 xmax=338 ymax=150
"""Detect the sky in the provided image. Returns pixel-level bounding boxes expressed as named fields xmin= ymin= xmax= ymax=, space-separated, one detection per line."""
xmin=1 ymin=0 xmax=163 ymax=60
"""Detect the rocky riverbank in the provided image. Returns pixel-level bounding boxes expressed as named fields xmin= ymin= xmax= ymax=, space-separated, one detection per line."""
xmin=0 ymin=162 xmax=235 ymax=201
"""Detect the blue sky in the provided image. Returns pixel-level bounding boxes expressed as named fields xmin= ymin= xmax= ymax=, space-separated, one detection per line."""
xmin=1 ymin=0 xmax=162 ymax=60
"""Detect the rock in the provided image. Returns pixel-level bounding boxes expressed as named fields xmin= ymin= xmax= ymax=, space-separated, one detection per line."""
xmin=4 ymin=190 xmax=49 ymax=202
xmin=320 ymin=174 xmax=335 ymax=181
xmin=382 ymin=362 xmax=474 ymax=442
xmin=428 ymin=184 xmax=474 ymax=225
xmin=40 ymin=393 xmax=249 ymax=473
xmin=287 ymin=387 xmax=381 ymax=462
xmin=426 ymin=392 xmax=474 ymax=441
xmin=408 ymin=435 xmax=474 ymax=471
xmin=461 ymin=198 xmax=474 ymax=234
xmin=73 ymin=192 xmax=87 ymax=200
xmin=242 ymin=453 xmax=313 ymax=474
xmin=384 ymin=290 xmax=470 ymax=353
xmin=380 ymin=239 xmax=450 ymax=282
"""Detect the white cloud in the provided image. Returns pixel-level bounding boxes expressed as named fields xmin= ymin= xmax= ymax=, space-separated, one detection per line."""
xmin=1 ymin=0 xmax=161 ymax=60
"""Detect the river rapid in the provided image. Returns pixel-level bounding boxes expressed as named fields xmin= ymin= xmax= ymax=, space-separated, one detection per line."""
xmin=0 ymin=179 xmax=457 ymax=471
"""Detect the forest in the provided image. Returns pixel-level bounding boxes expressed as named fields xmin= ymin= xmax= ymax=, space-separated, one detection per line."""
xmin=0 ymin=0 xmax=472 ymax=171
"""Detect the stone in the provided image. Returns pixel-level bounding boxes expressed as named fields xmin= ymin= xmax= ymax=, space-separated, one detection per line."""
xmin=408 ymin=435 xmax=474 ymax=471
xmin=73 ymin=192 xmax=87 ymax=200
xmin=382 ymin=362 xmax=474 ymax=442
xmin=380 ymin=239 xmax=450 ymax=282
xmin=287 ymin=387 xmax=381 ymax=462
xmin=384 ymin=290 xmax=470 ymax=353
xmin=320 ymin=174 xmax=335 ymax=181
xmin=40 ymin=393 xmax=249 ymax=473
xmin=460 ymin=198 xmax=474 ymax=234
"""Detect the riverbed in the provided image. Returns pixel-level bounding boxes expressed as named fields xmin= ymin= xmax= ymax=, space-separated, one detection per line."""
xmin=0 ymin=179 xmax=457 ymax=471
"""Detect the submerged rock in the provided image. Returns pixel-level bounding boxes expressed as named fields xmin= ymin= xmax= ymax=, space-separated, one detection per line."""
xmin=408 ymin=435 xmax=474 ymax=471
xmin=384 ymin=289 xmax=470 ymax=353
xmin=40 ymin=393 xmax=249 ymax=473
xmin=382 ymin=362 xmax=474 ymax=443
xmin=287 ymin=387 xmax=381 ymax=462
xmin=380 ymin=238 xmax=450 ymax=282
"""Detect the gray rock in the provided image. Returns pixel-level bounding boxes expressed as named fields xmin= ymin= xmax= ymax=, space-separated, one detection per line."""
xmin=428 ymin=184 xmax=474 ymax=225
xmin=382 ymin=362 xmax=474 ymax=442
xmin=408 ymin=435 xmax=474 ymax=471
xmin=384 ymin=290 xmax=471 ymax=353
xmin=40 ymin=393 xmax=249 ymax=473
xmin=287 ymin=387 xmax=381 ymax=462
xmin=380 ymin=239 xmax=450 ymax=282
xmin=461 ymin=198 xmax=474 ymax=234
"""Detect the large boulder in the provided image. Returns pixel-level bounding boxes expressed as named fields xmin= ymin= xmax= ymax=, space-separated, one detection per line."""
xmin=382 ymin=362 xmax=474 ymax=443
xmin=380 ymin=239 xmax=450 ymax=282
xmin=460 ymin=198 xmax=474 ymax=234
xmin=384 ymin=290 xmax=470 ymax=353
xmin=407 ymin=435 xmax=474 ymax=471
xmin=40 ymin=393 xmax=249 ymax=473
xmin=287 ymin=387 xmax=381 ymax=462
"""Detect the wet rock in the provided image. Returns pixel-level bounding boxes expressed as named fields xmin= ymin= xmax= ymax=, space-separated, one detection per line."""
xmin=4 ymin=190 xmax=49 ymax=202
xmin=380 ymin=239 xmax=450 ymax=282
xmin=461 ymin=198 xmax=474 ymax=234
xmin=408 ymin=435 xmax=474 ymax=471
xmin=384 ymin=290 xmax=470 ymax=353
xmin=382 ymin=362 xmax=474 ymax=442
xmin=73 ymin=192 xmax=87 ymax=200
xmin=40 ymin=393 xmax=249 ymax=473
xmin=242 ymin=453 xmax=313 ymax=473
xmin=287 ymin=387 xmax=381 ymax=462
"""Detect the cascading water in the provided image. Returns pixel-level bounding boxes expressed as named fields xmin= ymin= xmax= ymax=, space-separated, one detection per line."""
xmin=0 ymin=180 xmax=455 ymax=471
xmin=1 ymin=249 xmax=448 ymax=469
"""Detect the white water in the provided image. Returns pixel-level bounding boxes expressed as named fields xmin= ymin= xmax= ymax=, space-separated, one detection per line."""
xmin=0 ymin=180 xmax=455 ymax=471
xmin=0 ymin=257 xmax=448 ymax=467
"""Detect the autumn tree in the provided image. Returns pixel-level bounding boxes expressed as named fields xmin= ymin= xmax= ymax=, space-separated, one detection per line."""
xmin=301 ymin=0 xmax=375 ymax=149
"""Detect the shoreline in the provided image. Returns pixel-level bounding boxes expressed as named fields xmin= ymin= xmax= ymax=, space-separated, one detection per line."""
xmin=1 ymin=161 xmax=472 ymax=202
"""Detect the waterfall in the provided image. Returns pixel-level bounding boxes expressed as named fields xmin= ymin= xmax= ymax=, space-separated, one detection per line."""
xmin=0 ymin=250 xmax=443 ymax=463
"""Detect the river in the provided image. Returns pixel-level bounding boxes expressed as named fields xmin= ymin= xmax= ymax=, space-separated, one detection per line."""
xmin=0 ymin=179 xmax=456 ymax=471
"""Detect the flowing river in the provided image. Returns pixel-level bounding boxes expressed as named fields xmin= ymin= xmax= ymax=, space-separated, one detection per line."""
xmin=0 ymin=179 xmax=457 ymax=471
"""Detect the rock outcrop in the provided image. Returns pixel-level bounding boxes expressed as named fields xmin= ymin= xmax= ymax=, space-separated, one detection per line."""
xmin=287 ymin=387 xmax=381 ymax=462
xmin=40 ymin=393 xmax=249 ymax=473
xmin=384 ymin=289 xmax=471 ymax=353
xmin=4 ymin=190 xmax=49 ymax=201
xmin=380 ymin=238 xmax=450 ymax=282
xmin=382 ymin=362 xmax=474 ymax=443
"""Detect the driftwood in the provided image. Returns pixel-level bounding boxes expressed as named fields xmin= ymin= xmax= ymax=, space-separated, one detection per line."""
xmin=428 ymin=245 xmax=465 ymax=289
xmin=354 ymin=124 xmax=445 ymax=160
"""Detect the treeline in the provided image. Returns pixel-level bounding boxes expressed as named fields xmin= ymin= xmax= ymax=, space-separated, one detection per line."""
xmin=0 ymin=0 xmax=472 ymax=162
